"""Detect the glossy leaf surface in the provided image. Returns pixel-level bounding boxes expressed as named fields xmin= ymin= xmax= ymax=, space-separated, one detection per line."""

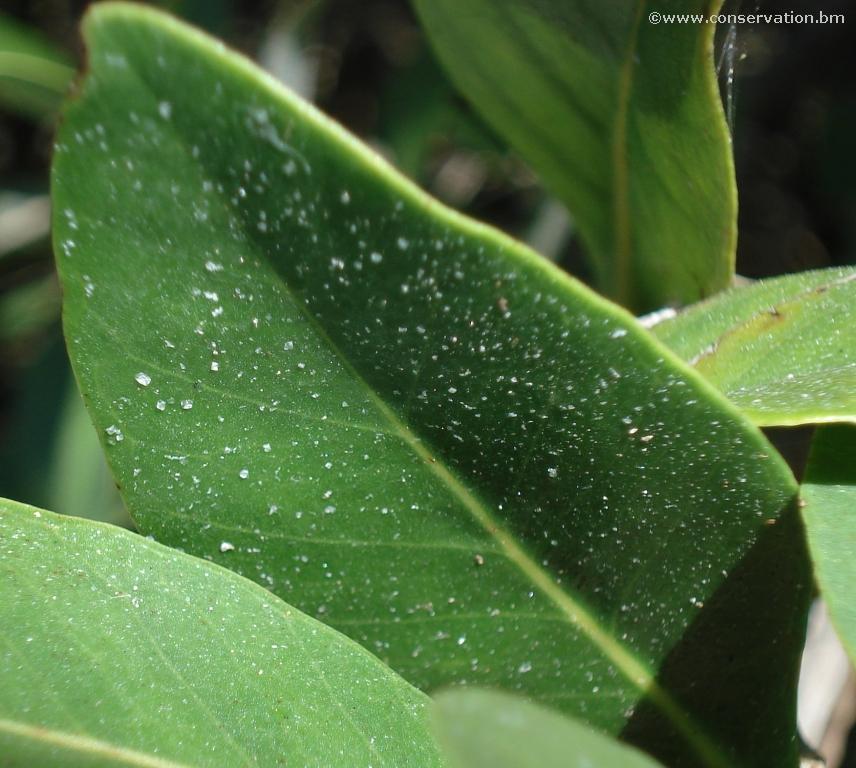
xmin=411 ymin=0 xmax=735 ymax=312
xmin=54 ymin=6 xmax=809 ymax=766
xmin=801 ymin=426 xmax=856 ymax=665
xmin=0 ymin=499 xmax=442 ymax=767
xmin=434 ymin=689 xmax=663 ymax=768
xmin=653 ymin=268 xmax=856 ymax=426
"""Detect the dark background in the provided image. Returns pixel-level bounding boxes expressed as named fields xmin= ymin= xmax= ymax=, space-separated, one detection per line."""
xmin=3 ymin=0 xmax=855 ymax=273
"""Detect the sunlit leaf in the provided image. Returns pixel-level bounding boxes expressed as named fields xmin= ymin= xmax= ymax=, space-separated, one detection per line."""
xmin=653 ymin=268 xmax=856 ymax=426
xmin=412 ymin=0 xmax=735 ymax=312
xmin=0 ymin=499 xmax=443 ymax=766
xmin=54 ymin=6 xmax=809 ymax=766
xmin=800 ymin=425 xmax=856 ymax=665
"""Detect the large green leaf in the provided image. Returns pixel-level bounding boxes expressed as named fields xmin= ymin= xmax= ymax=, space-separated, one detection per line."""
xmin=434 ymin=689 xmax=664 ymax=768
xmin=801 ymin=425 xmax=856 ymax=665
xmin=0 ymin=499 xmax=443 ymax=766
xmin=411 ymin=0 xmax=735 ymax=312
xmin=652 ymin=268 xmax=856 ymax=426
xmin=53 ymin=5 xmax=809 ymax=766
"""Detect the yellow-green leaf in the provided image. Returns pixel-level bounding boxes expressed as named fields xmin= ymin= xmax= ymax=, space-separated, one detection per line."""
xmin=412 ymin=0 xmax=735 ymax=311
xmin=653 ymin=268 xmax=856 ymax=426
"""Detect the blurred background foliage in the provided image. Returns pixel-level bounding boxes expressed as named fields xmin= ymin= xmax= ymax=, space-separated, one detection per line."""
xmin=0 ymin=0 xmax=854 ymax=762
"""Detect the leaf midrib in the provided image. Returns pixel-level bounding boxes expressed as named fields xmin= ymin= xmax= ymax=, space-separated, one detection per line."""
xmin=0 ymin=718 xmax=194 ymax=768
xmin=663 ymin=269 xmax=856 ymax=360
xmin=693 ymin=272 xmax=856 ymax=369
xmin=259 ymin=239 xmax=731 ymax=768
xmin=76 ymin=8 xmax=741 ymax=766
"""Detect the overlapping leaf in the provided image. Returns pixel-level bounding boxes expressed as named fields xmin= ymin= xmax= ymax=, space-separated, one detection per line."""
xmin=434 ymin=689 xmax=664 ymax=768
xmin=0 ymin=499 xmax=442 ymax=767
xmin=412 ymin=0 xmax=735 ymax=311
xmin=53 ymin=5 xmax=809 ymax=766
xmin=653 ymin=268 xmax=856 ymax=426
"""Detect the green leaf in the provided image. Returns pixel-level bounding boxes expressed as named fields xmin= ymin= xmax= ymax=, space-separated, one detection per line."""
xmin=652 ymin=268 xmax=856 ymax=426
xmin=53 ymin=5 xmax=809 ymax=766
xmin=0 ymin=12 xmax=74 ymax=118
xmin=434 ymin=689 xmax=664 ymax=768
xmin=801 ymin=425 xmax=856 ymax=665
xmin=0 ymin=499 xmax=443 ymax=767
xmin=411 ymin=0 xmax=735 ymax=312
